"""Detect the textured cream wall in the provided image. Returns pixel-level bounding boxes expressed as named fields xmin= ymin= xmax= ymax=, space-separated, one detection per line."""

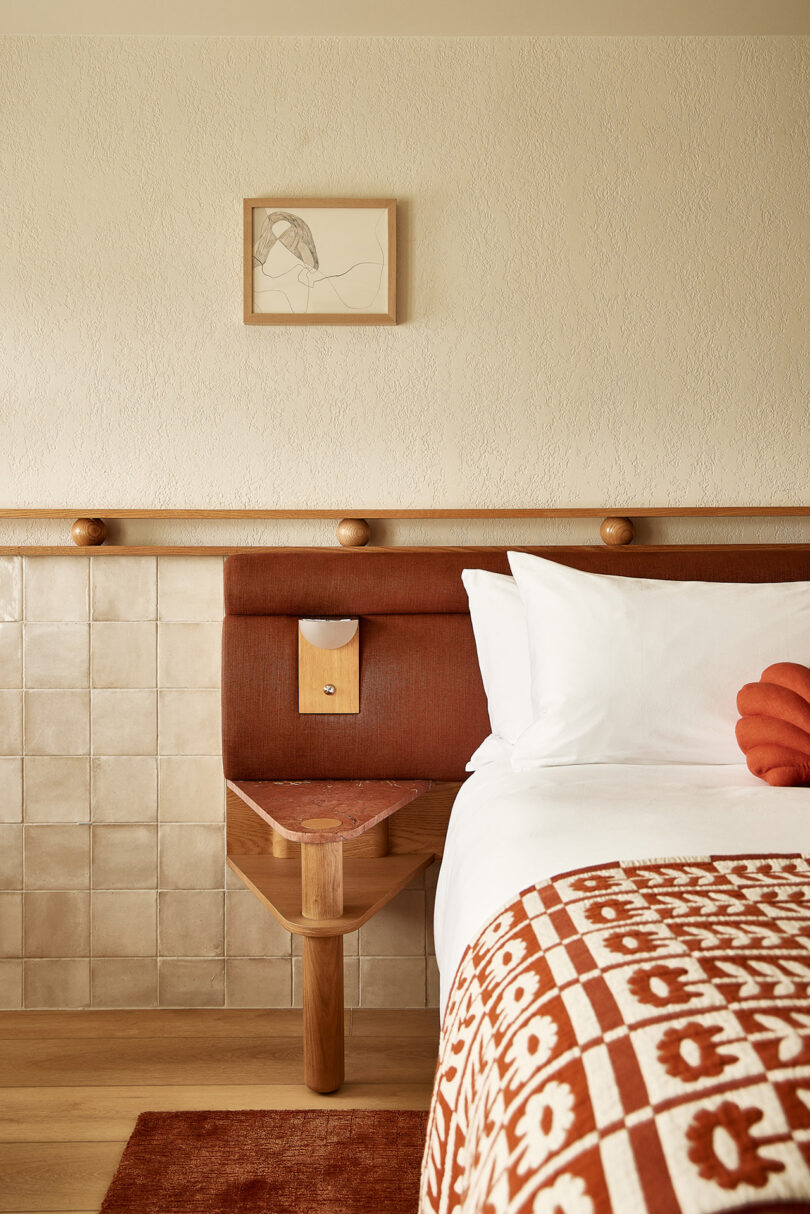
xmin=1 ymin=36 xmax=808 ymax=540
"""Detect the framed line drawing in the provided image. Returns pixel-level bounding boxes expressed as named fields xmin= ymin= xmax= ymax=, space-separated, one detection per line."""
xmin=244 ymin=198 xmax=396 ymax=325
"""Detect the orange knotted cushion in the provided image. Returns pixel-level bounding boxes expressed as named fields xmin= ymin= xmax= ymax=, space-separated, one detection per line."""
xmin=736 ymin=662 xmax=810 ymax=787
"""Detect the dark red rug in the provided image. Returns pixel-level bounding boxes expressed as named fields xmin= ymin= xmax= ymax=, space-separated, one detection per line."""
xmin=100 ymin=1109 xmax=429 ymax=1213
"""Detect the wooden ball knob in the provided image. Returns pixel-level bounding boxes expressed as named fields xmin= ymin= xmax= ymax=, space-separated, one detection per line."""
xmin=71 ymin=518 xmax=107 ymax=547
xmin=600 ymin=517 xmax=634 ymax=546
xmin=336 ymin=518 xmax=371 ymax=548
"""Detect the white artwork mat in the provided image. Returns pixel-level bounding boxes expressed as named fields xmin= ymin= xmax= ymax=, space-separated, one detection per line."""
xmin=251 ymin=206 xmax=389 ymax=315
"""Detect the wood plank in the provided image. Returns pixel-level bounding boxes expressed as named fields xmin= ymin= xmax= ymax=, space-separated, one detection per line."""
xmin=389 ymin=783 xmax=458 ymax=857
xmin=226 ymin=790 xmax=280 ymax=857
xmin=0 ymin=1009 xmax=312 ymax=1039
xmin=0 ymin=1083 xmax=434 ymax=1142
xmin=351 ymin=1009 xmax=440 ymax=1038
xmin=0 ymin=1008 xmax=437 ymax=1040
xmin=0 ymin=1035 xmax=439 ymax=1088
xmin=2 ymin=507 xmax=810 ymax=519
xmin=0 ymin=1142 xmax=125 ymax=1212
xmin=228 ymin=852 xmax=433 ymax=935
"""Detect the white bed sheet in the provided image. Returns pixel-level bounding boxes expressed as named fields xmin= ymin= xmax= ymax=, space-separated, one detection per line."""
xmin=434 ymin=759 xmax=810 ymax=1015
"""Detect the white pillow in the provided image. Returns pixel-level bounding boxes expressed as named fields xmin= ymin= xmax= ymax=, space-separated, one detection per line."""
xmin=465 ymin=733 xmax=514 ymax=772
xmin=461 ymin=569 xmax=533 ymax=749
xmin=507 ymin=551 xmax=810 ymax=767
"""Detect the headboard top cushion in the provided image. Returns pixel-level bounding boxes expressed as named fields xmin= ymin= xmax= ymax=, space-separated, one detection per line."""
xmin=224 ymin=546 xmax=810 ymax=617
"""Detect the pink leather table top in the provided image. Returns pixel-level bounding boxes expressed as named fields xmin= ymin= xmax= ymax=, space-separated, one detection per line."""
xmin=227 ymin=779 xmax=433 ymax=842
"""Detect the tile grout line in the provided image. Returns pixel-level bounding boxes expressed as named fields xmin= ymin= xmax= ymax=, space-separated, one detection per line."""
xmin=20 ymin=556 xmax=26 ymax=1011
xmin=88 ymin=557 xmax=94 ymax=1011
xmin=154 ymin=555 xmax=160 ymax=1006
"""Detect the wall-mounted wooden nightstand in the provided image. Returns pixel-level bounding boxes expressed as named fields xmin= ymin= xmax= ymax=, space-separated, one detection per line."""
xmin=226 ymin=778 xmax=456 ymax=1092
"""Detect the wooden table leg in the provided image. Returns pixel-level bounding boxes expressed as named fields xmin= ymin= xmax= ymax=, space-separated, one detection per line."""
xmin=301 ymin=841 xmax=344 ymax=1093
xmin=303 ymin=935 xmax=344 ymax=1092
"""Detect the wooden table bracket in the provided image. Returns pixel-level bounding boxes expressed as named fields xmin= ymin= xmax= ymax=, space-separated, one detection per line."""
xmin=226 ymin=777 xmax=453 ymax=1093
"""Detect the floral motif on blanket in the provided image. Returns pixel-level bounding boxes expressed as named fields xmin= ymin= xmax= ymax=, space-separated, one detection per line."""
xmin=420 ymin=855 xmax=810 ymax=1213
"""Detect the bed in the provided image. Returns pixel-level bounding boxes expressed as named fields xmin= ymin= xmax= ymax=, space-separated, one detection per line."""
xmin=220 ymin=541 xmax=810 ymax=1204
xmin=421 ymin=548 xmax=810 ymax=1213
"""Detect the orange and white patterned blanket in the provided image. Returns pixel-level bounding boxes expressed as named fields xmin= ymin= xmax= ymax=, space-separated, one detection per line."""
xmin=421 ymin=855 xmax=810 ymax=1213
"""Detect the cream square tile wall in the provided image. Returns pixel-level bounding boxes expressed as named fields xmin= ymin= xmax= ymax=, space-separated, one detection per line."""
xmin=0 ymin=556 xmax=440 ymax=1010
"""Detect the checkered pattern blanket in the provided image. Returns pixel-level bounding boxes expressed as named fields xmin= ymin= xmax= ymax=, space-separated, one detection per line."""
xmin=420 ymin=855 xmax=810 ymax=1213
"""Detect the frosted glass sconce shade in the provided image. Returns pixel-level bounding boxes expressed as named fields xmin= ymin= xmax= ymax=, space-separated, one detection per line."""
xmin=298 ymin=618 xmax=359 ymax=650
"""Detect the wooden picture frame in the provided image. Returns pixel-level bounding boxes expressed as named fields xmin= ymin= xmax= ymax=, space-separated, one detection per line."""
xmin=243 ymin=197 xmax=396 ymax=326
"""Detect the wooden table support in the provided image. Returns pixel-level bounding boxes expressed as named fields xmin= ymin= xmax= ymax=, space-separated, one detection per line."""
xmin=301 ymin=841 xmax=345 ymax=1092
xmin=226 ymin=777 xmax=443 ymax=1093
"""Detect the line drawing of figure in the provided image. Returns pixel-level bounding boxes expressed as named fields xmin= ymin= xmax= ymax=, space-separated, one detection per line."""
xmin=252 ymin=209 xmax=386 ymax=314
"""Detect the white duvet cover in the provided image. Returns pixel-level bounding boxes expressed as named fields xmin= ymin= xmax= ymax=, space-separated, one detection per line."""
xmin=433 ymin=759 xmax=810 ymax=1015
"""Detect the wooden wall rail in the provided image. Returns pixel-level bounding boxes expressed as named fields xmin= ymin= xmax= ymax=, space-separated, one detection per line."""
xmin=0 ymin=507 xmax=808 ymax=554
xmin=2 ymin=507 xmax=810 ymax=520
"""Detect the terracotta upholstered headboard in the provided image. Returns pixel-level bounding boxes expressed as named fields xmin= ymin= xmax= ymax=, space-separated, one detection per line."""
xmin=221 ymin=545 xmax=810 ymax=783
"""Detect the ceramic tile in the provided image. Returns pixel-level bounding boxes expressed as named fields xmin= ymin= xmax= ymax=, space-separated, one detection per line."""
xmin=225 ymin=890 xmax=291 ymax=957
xmin=92 ymin=558 xmax=156 ymax=621
xmin=359 ymin=958 xmax=426 ymax=1008
xmin=0 ymin=691 xmax=22 ymax=755
xmin=91 ymin=957 xmax=158 ymax=1007
xmin=92 ymin=891 xmax=157 ymax=956
xmin=24 ymin=623 xmax=89 ymax=689
xmin=158 ymin=622 xmax=221 ymax=689
xmin=292 ymin=956 xmax=358 ymax=1009
xmin=0 ymin=759 xmax=22 ymax=822
xmin=158 ymin=824 xmax=224 ymax=890
xmin=0 ymin=559 xmax=22 ymax=622
xmin=24 ymin=959 xmax=89 ymax=1008
xmin=158 ymin=757 xmax=224 ymax=822
xmin=0 ymin=825 xmax=22 ymax=889
xmin=24 ymin=691 xmax=89 ymax=756
xmin=158 ymin=558 xmax=223 ymax=622
xmin=91 ymin=622 xmax=156 ymax=688
xmin=24 ymin=825 xmax=90 ymax=889
xmin=158 ymin=958 xmax=224 ymax=1007
xmin=427 ymin=956 xmax=440 ymax=1008
xmin=91 ymin=757 xmax=157 ymax=822
xmin=424 ymin=859 xmax=440 ymax=890
xmin=158 ymin=690 xmax=221 ymax=756
xmin=159 ymin=890 xmax=224 ymax=957
xmin=92 ymin=825 xmax=157 ymax=889
xmin=0 ymin=624 xmax=22 ymax=687
xmin=291 ymin=929 xmax=357 ymax=957
xmin=24 ymin=558 xmax=88 ymax=622
xmin=24 ymin=891 xmax=90 ymax=957
xmin=426 ymin=885 xmax=436 ymax=955
xmin=359 ymin=890 xmax=425 ymax=957
xmin=0 ymin=893 xmax=22 ymax=957
xmin=92 ymin=690 xmax=156 ymax=755
xmin=0 ymin=959 xmax=22 ymax=1008
xmin=225 ymin=865 xmax=243 ymax=890
xmin=227 ymin=958 xmax=292 ymax=1008
xmin=24 ymin=758 xmax=90 ymax=823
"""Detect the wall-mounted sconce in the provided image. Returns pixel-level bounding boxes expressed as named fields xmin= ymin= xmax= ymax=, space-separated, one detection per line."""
xmin=298 ymin=618 xmax=360 ymax=714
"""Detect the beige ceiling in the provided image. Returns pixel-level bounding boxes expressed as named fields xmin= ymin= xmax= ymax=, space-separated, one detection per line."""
xmin=2 ymin=0 xmax=809 ymax=35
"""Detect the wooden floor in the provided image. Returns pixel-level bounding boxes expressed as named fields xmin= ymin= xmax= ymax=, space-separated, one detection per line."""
xmin=0 ymin=1008 xmax=440 ymax=1214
